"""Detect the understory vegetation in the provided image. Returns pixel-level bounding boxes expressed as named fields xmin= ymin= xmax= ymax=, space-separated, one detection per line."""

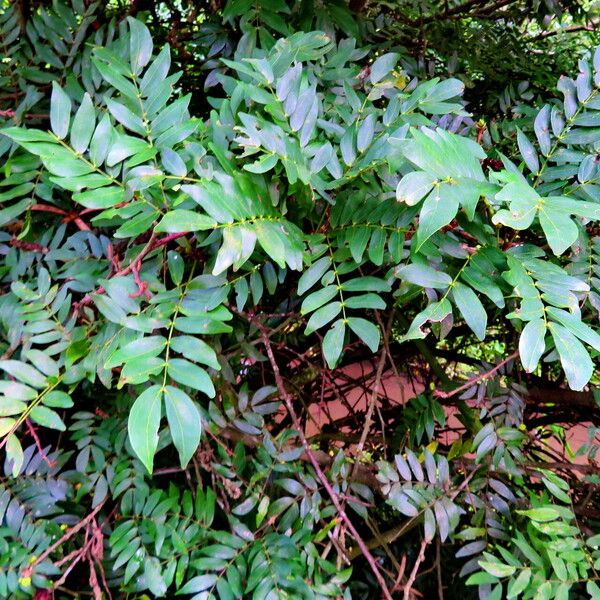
xmin=0 ymin=0 xmax=600 ymax=598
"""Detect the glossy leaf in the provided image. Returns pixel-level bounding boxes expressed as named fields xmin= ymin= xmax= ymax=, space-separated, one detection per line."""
xmin=164 ymin=385 xmax=201 ymax=468
xmin=128 ymin=385 xmax=163 ymax=473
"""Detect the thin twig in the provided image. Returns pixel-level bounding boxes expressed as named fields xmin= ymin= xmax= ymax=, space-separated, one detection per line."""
xmin=73 ymin=232 xmax=186 ymax=312
xmin=25 ymin=418 xmax=57 ymax=468
xmin=354 ymin=344 xmax=387 ymax=465
xmin=75 ymin=233 xmax=157 ymax=309
xmin=22 ymin=500 xmax=106 ymax=578
xmin=390 ymin=554 xmax=408 ymax=595
xmin=436 ymin=537 xmax=444 ymax=600
xmin=530 ymin=17 xmax=600 ymax=40
xmin=434 ymin=351 xmax=518 ymax=399
xmin=403 ymin=538 xmax=428 ymax=600
xmin=0 ymin=109 xmax=49 ymax=119
xmin=259 ymin=325 xmax=394 ymax=600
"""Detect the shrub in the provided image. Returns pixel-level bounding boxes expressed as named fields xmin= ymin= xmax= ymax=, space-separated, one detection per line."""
xmin=0 ymin=1 xmax=599 ymax=599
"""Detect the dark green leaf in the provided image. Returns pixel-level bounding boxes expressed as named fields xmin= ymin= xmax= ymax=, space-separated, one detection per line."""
xmin=164 ymin=385 xmax=201 ymax=467
xmin=50 ymin=82 xmax=71 ymax=139
xmin=128 ymin=385 xmax=163 ymax=473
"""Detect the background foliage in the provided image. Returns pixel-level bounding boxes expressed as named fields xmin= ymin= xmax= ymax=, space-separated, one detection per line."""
xmin=0 ymin=0 xmax=600 ymax=598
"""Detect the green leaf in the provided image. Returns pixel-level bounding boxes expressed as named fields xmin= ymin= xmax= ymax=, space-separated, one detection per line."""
xmin=6 ymin=434 xmax=23 ymax=477
xmin=517 ymin=128 xmax=539 ymax=174
xmin=167 ymin=250 xmax=184 ymax=285
xmin=546 ymin=307 xmax=600 ymax=351
xmin=323 ymin=319 xmax=346 ymax=368
xmin=298 ymin=257 xmax=331 ymax=295
xmin=164 ymin=385 xmax=201 ymax=468
xmin=397 ymin=264 xmax=452 ymax=289
xmin=538 ymin=206 xmax=578 ymax=256
xmin=128 ymin=385 xmax=163 ymax=473
xmin=106 ymin=336 xmax=167 ymax=369
xmin=0 ymin=382 xmax=36 ymax=401
xmin=0 ymin=360 xmax=47 ymax=389
xmin=254 ymin=221 xmax=287 ymax=269
xmin=0 ymin=398 xmax=26 ymax=417
xmin=301 ymin=286 xmax=338 ymax=315
xmin=70 ymin=93 xmax=95 ymax=154
xmin=452 ymin=282 xmax=487 ymax=340
xmin=519 ymin=318 xmax=546 ymax=373
xmin=121 ymin=357 xmax=163 ymax=385
xmin=548 ymin=196 xmax=600 ymax=220
xmin=587 ymin=580 xmax=600 ymax=600
xmin=144 ymin=556 xmax=167 ymax=597
xmin=155 ymin=210 xmax=215 ymax=233
xmin=29 ymin=406 xmax=66 ymax=431
xmin=177 ymin=575 xmax=218 ymax=595
xmin=42 ymin=391 xmax=74 ymax=409
xmin=0 ymin=198 xmax=33 ymax=228
xmin=141 ymin=45 xmax=171 ymax=96
xmin=128 ymin=17 xmax=153 ymax=74
xmin=357 ymin=113 xmax=376 ymax=152
xmin=425 ymin=78 xmax=465 ymax=102
xmin=90 ymin=114 xmax=113 ymax=165
xmin=370 ymin=53 xmax=399 ymax=83
xmin=542 ymin=477 xmax=571 ymax=503
xmin=342 ymin=276 xmax=390 ymax=292
xmin=344 ymin=294 xmax=386 ymax=310
xmin=534 ymin=105 xmax=552 ymax=155
xmin=347 ymin=317 xmax=380 ymax=352
xmin=516 ymin=507 xmax=560 ymax=522
xmin=424 ymin=508 xmax=436 ymax=542
xmin=168 ymin=359 xmax=216 ymax=397
xmin=72 ymin=186 xmax=125 ymax=209
xmin=1 ymin=127 xmax=55 ymax=144
xmin=550 ymin=323 xmax=594 ymax=391
xmin=174 ymin=317 xmax=233 ymax=335
xmin=396 ymin=171 xmax=437 ymax=206
xmin=50 ymin=82 xmax=71 ymax=139
xmin=106 ymin=98 xmax=146 ymax=136
xmin=0 ymin=418 xmax=15 ymax=437
xmin=400 ymin=299 xmax=452 ymax=341
xmin=151 ymin=94 xmax=191 ymax=137
xmin=170 ymin=335 xmax=220 ymax=370
xmin=415 ymin=184 xmax=459 ymax=251
xmin=465 ymin=571 xmax=500 ymax=586
xmin=244 ymin=153 xmax=278 ymax=174
xmin=478 ymin=561 xmax=516 ymax=578
xmin=305 ymin=302 xmax=342 ymax=334
xmin=24 ymin=350 xmax=58 ymax=377
xmin=506 ymin=568 xmax=531 ymax=598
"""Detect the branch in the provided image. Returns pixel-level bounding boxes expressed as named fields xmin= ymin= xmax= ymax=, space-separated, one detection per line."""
xmin=403 ymin=538 xmax=428 ymax=600
xmin=30 ymin=203 xmax=90 ymax=231
xmin=259 ymin=324 xmax=394 ymax=600
xmin=0 ymin=109 xmax=49 ymax=120
xmin=25 ymin=418 xmax=57 ymax=468
xmin=22 ymin=499 xmax=106 ymax=578
xmin=219 ymin=425 xmax=382 ymax=489
xmin=434 ymin=351 xmax=518 ymax=399
xmin=9 ymin=238 xmax=48 ymax=254
xmin=73 ymin=232 xmax=187 ymax=312
xmin=354 ymin=316 xmax=389 ymax=463
xmin=530 ymin=17 xmax=600 ymax=40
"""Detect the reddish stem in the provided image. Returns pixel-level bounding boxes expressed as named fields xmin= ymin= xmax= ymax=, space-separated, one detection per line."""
xmin=152 ymin=232 xmax=188 ymax=249
xmin=31 ymin=203 xmax=68 ymax=216
xmin=30 ymin=204 xmax=91 ymax=231
xmin=0 ymin=109 xmax=49 ymax=119
xmin=73 ymin=232 xmax=188 ymax=312
xmin=25 ymin=418 xmax=57 ymax=468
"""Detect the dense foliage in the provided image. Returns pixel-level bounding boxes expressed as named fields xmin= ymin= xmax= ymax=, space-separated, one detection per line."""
xmin=0 ymin=1 xmax=599 ymax=598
